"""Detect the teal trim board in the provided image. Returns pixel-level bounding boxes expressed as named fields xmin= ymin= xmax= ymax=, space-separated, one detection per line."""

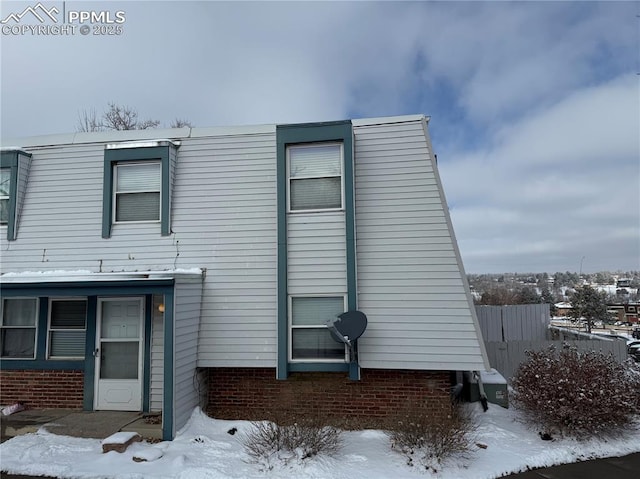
xmin=276 ymin=120 xmax=357 ymax=379
xmin=102 ymin=145 xmax=175 ymax=238
xmin=83 ymin=296 xmax=98 ymax=410
xmin=143 ymin=295 xmax=153 ymax=413
xmin=162 ymin=292 xmax=175 ymax=440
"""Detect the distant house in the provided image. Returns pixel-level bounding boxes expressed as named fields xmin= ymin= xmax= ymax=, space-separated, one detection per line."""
xmin=0 ymin=115 xmax=489 ymax=440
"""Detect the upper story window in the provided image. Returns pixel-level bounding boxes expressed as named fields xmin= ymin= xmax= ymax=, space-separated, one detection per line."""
xmin=0 ymin=168 xmax=9 ymax=225
xmin=0 ymin=298 xmax=38 ymax=359
xmin=102 ymin=141 xmax=179 ymax=238
xmin=47 ymin=299 xmax=87 ymax=359
xmin=114 ymin=162 xmax=161 ymax=222
xmin=0 ymin=149 xmax=32 ymax=240
xmin=288 ymin=143 xmax=343 ymax=211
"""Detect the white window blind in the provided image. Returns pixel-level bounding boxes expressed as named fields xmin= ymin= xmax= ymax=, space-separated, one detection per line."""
xmin=288 ymin=143 xmax=342 ymax=211
xmin=115 ymin=162 xmax=161 ymax=222
xmin=289 ymin=145 xmax=341 ymax=178
xmin=49 ymin=300 xmax=87 ymax=358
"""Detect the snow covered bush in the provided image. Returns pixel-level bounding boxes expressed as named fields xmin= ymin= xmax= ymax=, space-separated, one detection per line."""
xmin=511 ymin=344 xmax=640 ymax=439
xmin=241 ymin=414 xmax=342 ymax=469
xmin=387 ymin=404 xmax=476 ymax=473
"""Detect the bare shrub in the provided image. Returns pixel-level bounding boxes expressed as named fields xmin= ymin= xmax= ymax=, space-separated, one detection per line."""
xmin=387 ymin=403 xmax=476 ymax=472
xmin=511 ymin=345 xmax=640 ymax=439
xmin=241 ymin=414 xmax=342 ymax=469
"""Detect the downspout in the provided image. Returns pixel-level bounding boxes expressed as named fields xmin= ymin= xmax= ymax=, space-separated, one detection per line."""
xmin=474 ymin=371 xmax=489 ymax=412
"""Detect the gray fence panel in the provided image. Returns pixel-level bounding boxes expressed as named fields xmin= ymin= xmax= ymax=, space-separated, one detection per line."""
xmin=476 ymin=306 xmax=503 ymax=341
xmin=485 ymin=340 xmax=629 ymax=382
xmin=476 ymin=304 xmax=550 ymax=341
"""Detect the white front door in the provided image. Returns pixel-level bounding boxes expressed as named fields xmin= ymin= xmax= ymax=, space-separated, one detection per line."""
xmin=95 ymin=298 xmax=144 ymax=411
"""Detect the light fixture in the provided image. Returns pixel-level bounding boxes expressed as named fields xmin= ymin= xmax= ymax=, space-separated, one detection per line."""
xmin=158 ymin=303 xmax=165 ymax=313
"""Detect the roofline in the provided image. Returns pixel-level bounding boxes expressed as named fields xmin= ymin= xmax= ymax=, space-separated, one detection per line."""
xmin=0 ymin=269 xmax=205 ymax=284
xmin=1 ymin=114 xmax=430 ymax=148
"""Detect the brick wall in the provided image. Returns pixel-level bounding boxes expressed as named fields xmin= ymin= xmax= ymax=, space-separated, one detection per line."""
xmin=0 ymin=370 xmax=84 ymax=409
xmin=207 ymin=368 xmax=452 ymax=427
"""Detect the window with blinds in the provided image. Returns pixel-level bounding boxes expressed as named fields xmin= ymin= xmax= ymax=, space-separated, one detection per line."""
xmin=114 ymin=162 xmax=161 ymax=222
xmin=0 ymin=168 xmax=10 ymax=225
xmin=0 ymin=298 xmax=38 ymax=359
xmin=290 ymin=296 xmax=346 ymax=361
xmin=48 ymin=299 xmax=87 ymax=359
xmin=288 ymin=143 xmax=343 ymax=211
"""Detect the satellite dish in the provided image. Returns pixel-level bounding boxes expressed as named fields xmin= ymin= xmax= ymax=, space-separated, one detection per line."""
xmin=327 ymin=310 xmax=368 ymax=345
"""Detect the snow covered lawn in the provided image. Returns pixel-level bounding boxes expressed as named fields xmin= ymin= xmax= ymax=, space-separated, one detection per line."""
xmin=1 ymin=405 xmax=639 ymax=479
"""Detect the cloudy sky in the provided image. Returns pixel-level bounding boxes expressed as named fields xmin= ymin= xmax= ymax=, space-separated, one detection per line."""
xmin=1 ymin=1 xmax=638 ymax=274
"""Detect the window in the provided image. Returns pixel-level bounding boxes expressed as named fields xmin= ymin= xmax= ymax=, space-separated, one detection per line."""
xmin=103 ymin=142 xmax=178 ymax=238
xmin=0 ymin=168 xmax=9 ymax=225
xmin=114 ymin=162 xmax=161 ymax=222
xmin=288 ymin=143 xmax=343 ymax=211
xmin=48 ymin=299 xmax=87 ymax=359
xmin=0 ymin=298 xmax=38 ymax=359
xmin=290 ymin=296 xmax=346 ymax=361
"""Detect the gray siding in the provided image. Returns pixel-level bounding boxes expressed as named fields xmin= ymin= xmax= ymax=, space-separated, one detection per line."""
xmin=353 ymin=118 xmax=489 ymax=371
xmin=0 ymin=130 xmax=278 ymax=368
xmin=287 ymin=212 xmax=346 ymax=295
xmin=173 ymin=277 xmax=203 ymax=433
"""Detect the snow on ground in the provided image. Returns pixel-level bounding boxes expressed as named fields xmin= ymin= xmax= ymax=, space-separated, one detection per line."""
xmin=1 ymin=405 xmax=639 ymax=479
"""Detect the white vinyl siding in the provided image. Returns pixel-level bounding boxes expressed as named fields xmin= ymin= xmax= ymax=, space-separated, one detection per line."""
xmin=150 ymin=294 xmax=164 ymax=412
xmin=287 ymin=213 xmax=347 ymax=295
xmin=288 ymin=143 xmax=343 ymax=211
xmin=1 ymin=298 xmax=38 ymax=359
xmin=114 ymin=162 xmax=161 ymax=222
xmin=0 ymin=130 xmax=278 ymax=368
xmin=48 ymin=299 xmax=87 ymax=358
xmin=353 ymin=118 xmax=488 ymax=371
xmin=173 ymin=277 xmax=203 ymax=434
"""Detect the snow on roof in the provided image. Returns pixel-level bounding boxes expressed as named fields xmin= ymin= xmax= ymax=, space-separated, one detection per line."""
xmin=0 ymin=269 xmax=204 ymax=283
xmin=105 ymin=140 xmax=180 ymax=150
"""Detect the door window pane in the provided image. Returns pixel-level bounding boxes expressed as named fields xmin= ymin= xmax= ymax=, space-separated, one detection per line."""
xmin=100 ymin=342 xmax=139 ymax=379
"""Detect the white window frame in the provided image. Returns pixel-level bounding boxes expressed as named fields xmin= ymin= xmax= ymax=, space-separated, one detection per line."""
xmin=0 ymin=297 xmax=38 ymax=359
xmin=47 ymin=298 xmax=88 ymax=360
xmin=113 ymin=161 xmax=162 ymax=224
xmin=0 ymin=167 xmax=11 ymax=226
xmin=288 ymin=294 xmax=348 ymax=363
xmin=286 ymin=142 xmax=344 ymax=213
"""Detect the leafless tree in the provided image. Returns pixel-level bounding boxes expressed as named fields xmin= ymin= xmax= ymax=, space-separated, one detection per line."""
xmin=102 ymin=102 xmax=160 ymax=130
xmin=76 ymin=108 xmax=101 ymax=132
xmin=76 ymin=103 xmax=163 ymax=132
xmin=170 ymin=118 xmax=193 ymax=128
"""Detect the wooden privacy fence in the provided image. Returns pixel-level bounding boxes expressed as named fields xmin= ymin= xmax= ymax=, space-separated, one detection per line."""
xmin=484 ymin=340 xmax=629 ymax=382
xmin=476 ymin=304 xmax=551 ymax=341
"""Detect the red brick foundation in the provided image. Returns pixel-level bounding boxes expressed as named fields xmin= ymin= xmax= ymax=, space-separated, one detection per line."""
xmin=207 ymin=368 xmax=452 ymax=427
xmin=0 ymin=370 xmax=84 ymax=409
